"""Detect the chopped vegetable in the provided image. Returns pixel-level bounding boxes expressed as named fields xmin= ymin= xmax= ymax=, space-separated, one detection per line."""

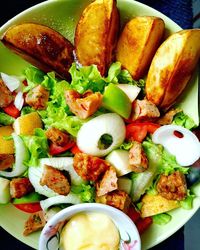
xmin=0 ymin=112 xmax=15 ymax=125
xmin=152 ymin=213 xmax=172 ymax=225
xmin=14 ymin=203 xmax=42 ymax=213
xmin=77 ymin=113 xmax=126 ymax=156
xmin=126 ymin=122 xmax=160 ymax=142
xmin=3 ymin=102 xmax=20 ymax=118
xmin=0 ymin=133 xmax=29 ymax=178
xmin=40 ymin=193 xmax=81 ymax=211
xmin=49 ymin=141 xmax=75 ymax=156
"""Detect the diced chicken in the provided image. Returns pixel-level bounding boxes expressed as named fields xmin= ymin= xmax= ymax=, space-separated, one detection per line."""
xmin=25 ymin=84 xmax=49 ymax=110
xmin=40 ymin=165 xmax=70 ymax=195
xmin=45 ymin=127 xmax=72 ymax=147
xmin=0 ymin=79 xmax=14 ymax=108
xmin=96 ymin=166 xmax=118 ymax=197
xmin=65 ymin=89 xmax=102 ymax=119
xmin=131 ymin=99 xmax=160 ymax=121
xmin=129 ymin=142 xmax=148 ymax=172
xmin=73 ymin=153 xmax=110 ymax=181
xmin=96 ymin=190 xmax=131 ymax=213
xmin=157 ymin=171 xmax=187 ymax=201
xmin=0 ymin=154 xmax=14 ymax=171
xmin=23 ymin=211 xmax=46 ymax=236
xmin=157 ymin=108 xmax=182 ymax=125
xmin=10 ymin=177 xmax=34 ymax=198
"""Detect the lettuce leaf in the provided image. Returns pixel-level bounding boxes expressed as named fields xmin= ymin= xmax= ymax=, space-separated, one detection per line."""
xmin=21 ymin=128 xmax=49 ymax=166
xmin=23 ymin=66 xmax=46 ymax=92
xmin=0 ymin=112 xmax=15 ymax=125
xmin=172 ymin=111 xmax=197 ymax=130
xmin=106 ymin=62 xmax=145 ymax=96
xmin=119 ymin=141 xmax=134 ymax=151
xmin=21 ymin=106 xmax=36 ymax=116
xmin=49 ymin=79 xmax=71 ymax=109
xmin=180 ymin=191 xmax=195 ymax=210
xmin=71 ymin=183 xmax=95 ymax=202
xmin=152 ymin=213 xmax=172 ymax=225
xmin=69 ymin=63 xmax=107 ymax=94
xmin=143 ymin=138 xmax=189 ymax=175
xmin=39 ymin=102 xmax=84 ymax=137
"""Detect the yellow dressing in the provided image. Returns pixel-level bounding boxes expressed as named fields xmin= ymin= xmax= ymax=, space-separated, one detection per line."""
xmin=60 ymin=212 xmax=120 ymax=250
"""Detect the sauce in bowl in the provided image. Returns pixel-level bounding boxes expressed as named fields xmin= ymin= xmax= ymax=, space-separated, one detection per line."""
xmin=60 ymin=212 xmax=120 ymax=250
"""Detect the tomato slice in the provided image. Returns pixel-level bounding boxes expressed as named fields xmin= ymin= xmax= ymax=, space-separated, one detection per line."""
xmin=13 ymin=202 xmax=42 ymax=213
xmin=127 ymin=205 xmax=141 ymax=223
xmin=3 ymin=102 xmax=20 ymax=118
xmin=49 ymin=141 xmax=75 ymax=155
xmin=126 ymin=122 xmax=160 ymax=142
xmin=70 ymin=144 xmax=82 ymax=154
xmin=136 ymin=217 xmax=153 ymax=235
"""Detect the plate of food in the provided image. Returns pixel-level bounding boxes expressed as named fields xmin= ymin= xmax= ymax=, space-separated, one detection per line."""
xmin=0 ymin=0 xmax=200 ymax=249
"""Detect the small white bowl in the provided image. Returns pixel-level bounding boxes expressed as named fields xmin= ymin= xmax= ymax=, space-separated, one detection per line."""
xmin=39 ymin=203 xmax=141 ymax=250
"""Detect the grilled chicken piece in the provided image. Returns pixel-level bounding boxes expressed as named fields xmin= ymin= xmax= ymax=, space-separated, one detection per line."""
xmin=0 ymin=79 xmax=14 ymax=108
xmin=96 ymin=190 xmax=131 ymax=213
xmin=40 ymin=165 xmax=70 ymax=195
xmin=157 ymin=108 xmax=182 ymax=125
xmin=131 ymin=99 xmax=160 ymax=121
xmin=23 ymin=211 xmax=46 ymax=236
xmin=0 ymin=154 xmax=14 ymax=171
xmin=73 ymin=153 xmax=110 ymax=181
xmin=65 ymin=89 xmax=102 ymax=119
xmin=129 ymin=142 xmax=148 ymax=172
xmin=10 ymin=177 xmax=34 ymax=198
xmin=45 ymin=127 xmax=72 ymax=147
xmin=96 ymin=166 xmax=118 ymax=197
xmin=157 ymin=171 xmax=187 ymax=201
xmin=25 ymin=84 xmax=49 ymax=110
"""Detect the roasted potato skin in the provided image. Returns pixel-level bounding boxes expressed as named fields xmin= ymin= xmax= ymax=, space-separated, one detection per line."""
xmin=141 ymin=194 xmax=180 ymax=218
xmin=116 ymin=16 xmax=165 ymax=80
xmin=1 ymin=23 xmax=74 ymax=79
xmin=75 ymin=0 xmax=120 ymax=76
xmin=146 ymin=29 xmax=200 ymax=110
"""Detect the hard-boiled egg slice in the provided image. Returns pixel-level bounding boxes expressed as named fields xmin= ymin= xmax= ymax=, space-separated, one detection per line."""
xmin=152 ymin=125 xmax=200 ymax=166
xmin=77 ymin=113 xmax=126 ymax=157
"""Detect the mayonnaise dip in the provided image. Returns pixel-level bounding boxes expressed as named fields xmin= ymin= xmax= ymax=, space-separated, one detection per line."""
xmin=60 ymin=212 xmax=120 ymax=250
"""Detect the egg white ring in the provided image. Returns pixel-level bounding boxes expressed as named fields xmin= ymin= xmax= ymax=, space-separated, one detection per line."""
xmin=152 ymin=125 xmax=200 ymax=166
xmin=77 ymin=113 xmax=126 ymax=157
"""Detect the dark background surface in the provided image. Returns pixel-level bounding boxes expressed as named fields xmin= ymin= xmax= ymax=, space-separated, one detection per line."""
xmin=0 ymin=0 xmax=193 ymax=249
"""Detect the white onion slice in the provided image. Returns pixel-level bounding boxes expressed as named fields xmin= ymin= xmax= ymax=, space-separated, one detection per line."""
xmin=40 ymin=193 xmax=82 ymax=211
xmin=152 ymin=125 xmax=200 ymax=166
xmin=1 ymin=72 xmax=20 ymax=92
xmin=14 ymin=91 xmax=24 ymax=111
xmin=117 ymin=84 xmax=140 ymax=102
xmin=77 ymin=113 xmax=126 ymax=157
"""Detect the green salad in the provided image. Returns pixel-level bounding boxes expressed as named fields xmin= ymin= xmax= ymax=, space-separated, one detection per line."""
xmin=0 ymin=62 xmax=199 ymax=236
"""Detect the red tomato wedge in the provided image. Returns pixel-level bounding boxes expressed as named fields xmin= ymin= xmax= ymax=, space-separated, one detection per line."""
xmin=127 ymin=205 xmax=141 ymax=223
xmin=136 ymin=217 xmax=153 ymax=235
xmin=3 ymin=102 xmax=20 ymax=118
xmin=49 ymin=141 xmax=75 ymax=155
xmin=13 ymin=202 xmax=42 ymax=213
xmin=70 ymin=144 xmax=82 ymax=154
xmin=126 ymin=122 xmax=160 ymax=142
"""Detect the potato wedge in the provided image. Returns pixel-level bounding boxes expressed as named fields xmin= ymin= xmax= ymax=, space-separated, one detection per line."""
xmin=13 ymin=112 xmax=42 ymax=135
xmin=146 ymin=29 xmax=200 ymax=110
xmin=141 ymin=194 xmax=180 ymax=218
xmin=116 ymin=16 xmax=165 ymax=80
xmin=1 ymin=23 xmax=74 ymax=79
xmin=75 ymin=0 xmax=120 ymax=76
xmin=0 ymin=126 xmax=14 ymax=154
